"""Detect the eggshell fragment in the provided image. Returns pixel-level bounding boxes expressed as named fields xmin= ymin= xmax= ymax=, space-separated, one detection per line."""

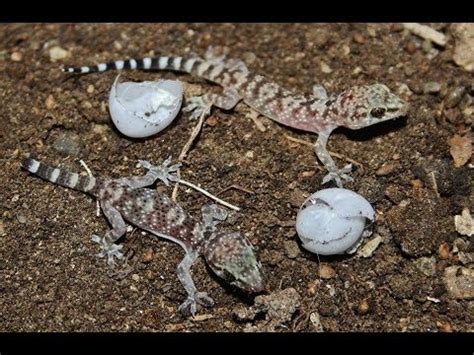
xmin=296 ymin=188 xmax=375 ymax=255
xmin=109 ymin=75 xmax=183 ymax=138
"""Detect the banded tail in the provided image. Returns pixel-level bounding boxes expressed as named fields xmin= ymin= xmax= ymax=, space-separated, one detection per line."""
xmin=21 ymin=158 xmax=100 ymax=196
xmin=63 ymin=55 xmax=245 ymax=85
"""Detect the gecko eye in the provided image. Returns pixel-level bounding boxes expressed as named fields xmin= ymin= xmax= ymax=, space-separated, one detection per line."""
xmin=370 ymin=107 xmax=386 ymax=118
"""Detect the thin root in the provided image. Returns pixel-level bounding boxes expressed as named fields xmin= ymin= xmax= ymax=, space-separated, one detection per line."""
xmin=217 ymin=184 xmax=255 ymax=196
xmin=171 ymin=103 xmax=240 ymax=211
xmin=178 ymin=179 xmax=240 ymax=211
xmin=172 ymin=103 xmax=210 ymax=201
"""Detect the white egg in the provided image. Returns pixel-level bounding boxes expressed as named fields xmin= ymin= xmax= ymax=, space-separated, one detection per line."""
xmin=296 ymin=188 xmax=375 ymax=255
xmin=109 ymin=75 xmax=183 ymax=138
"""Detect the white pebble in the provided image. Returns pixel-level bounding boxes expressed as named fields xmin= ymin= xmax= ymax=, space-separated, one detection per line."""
xmin=109 ymin=75 xmax=183 ymax=138
xmin=48 ymin=46 xmax=69 ymax=61
xmin=296 ymin=188 xmax=375 ymax=255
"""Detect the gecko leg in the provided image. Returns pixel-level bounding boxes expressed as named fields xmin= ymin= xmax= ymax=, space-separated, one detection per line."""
xmin=314 ymin=132 xmax=353 ymax=187
xmin=92 ymin=202 xmax=127 ymax=267
xmin=184 ymin=88 xmax=242 ymax=120
xmin=201 ymin=204 xmax=228 ymax=233
xmin=113 ymin=157 xmax=179 ymax=189
xmin=177 ymin=250 xmax=215 ymax=316
xmin=133 ymin=156 xmax=181 ymax=187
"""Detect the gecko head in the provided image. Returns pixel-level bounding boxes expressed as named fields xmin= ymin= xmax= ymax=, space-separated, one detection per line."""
xmin=204 ymin=232 xmax=265 ymax=293
xmin=336 ymin=84 xmax=409 ymax=130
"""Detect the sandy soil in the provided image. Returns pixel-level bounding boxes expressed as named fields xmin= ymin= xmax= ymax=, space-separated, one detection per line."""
xmin=0 ymin=23 xmax=472 ymax=332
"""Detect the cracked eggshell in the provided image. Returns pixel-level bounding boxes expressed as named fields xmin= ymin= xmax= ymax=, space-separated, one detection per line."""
xmin=109 ymin=75 xmax=183 ymax=138
xmin=296 ymin=188 xmax=375 ymax=255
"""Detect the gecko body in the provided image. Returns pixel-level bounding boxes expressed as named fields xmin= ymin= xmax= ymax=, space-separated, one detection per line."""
xmin=64 ymin=50 xmax=408 ymax=186
xmin=21 ymin=157 xmax=264 ymax=315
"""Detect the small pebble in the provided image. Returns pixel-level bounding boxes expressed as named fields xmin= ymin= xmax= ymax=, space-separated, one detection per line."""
xmin=444 ymin=266 xmax=474 ymax=299
xmin=142 ymin=248 xmax=154 ymax=263
xmin=319 ymin=264 xmax=336 ymax=279
xmin=87 ymin=85 xmax=95 ymax=94
xmin=452 ymin=23 xmax=474 ymax=72
xmin=131 ymin=274 xmax=140 ymax=282
xmin=309 ymin=312 xmax=324 ymax=332
xmin=436 ymin=320 xmax=453 ymax=333
xmin=245 ymin=151 xmax=254 ymax=159
xmin=300 ymin=171 xmax=315 ymax=178
xmin=11 ymin=51 xmax=22 ymax=62
xmin=448 ymin=134 xmax=472 ymax=168
xmin=82 ymin=101 xmax=93 ymax=109
xmin=357 ymin=235 xmax=383 ymax=258
xmin=375 ymin=162 xmax=397 ymax=176
xmin=438 ymin=242 xmax=450 ymax=260
xmin=414 ymin=256 xmax=436 ymax=277
xmin=305 ymin=29 xmax=330 ymax=48
xmin=423 ymin=82 xmax=441 ymax=94
xmin=397 ymin=83 xmax=413 ymax=102
xmin=307 ymin=281 xmax=318 ymax=296
xmin=421 ymin=39 xmax=432 ymax=53
xmin=45 ymin=95 xmax=55 ymax=110
xmin=444 ymin=86 xmax=466 ymax=108
xmin=17 ymin=214 xmax=26 ymax=224
xmin=410 ymin=179 xmax=424 ymax=189
xmin=341 ymin=44 xmax=351 ymax=56
xmin=454 ymin=208 xmax=474 ymax=237
xmin=243 ymin=51 xmax=256 ymax=65
xmin=283 ymin=240 xmax=300 ymax=259
xmin=357 ymin=299 xmax=370 ymax=315
xmin=320 ymin=61 xmax=333 ymax=74
xmin=205 ymin=115 xmax=218 ymax=127
xmin=48 ymin=46 xmax=69 ymax=61
xmin=404 ymin=40 xmax=417 ymax=54
xmin=390 ymin=23 xmax=404 ymax=32
xmin=366 ymin=25 xmax=377 ymax=37
xmin=353 ymin=33 xmax=365 ymax=44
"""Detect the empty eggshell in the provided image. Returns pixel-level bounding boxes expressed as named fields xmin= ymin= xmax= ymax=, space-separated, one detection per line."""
xmin=109 ymin=75 xmax=183 ymax=138
xmin=296 ymin=188 xmax=375 ymax=255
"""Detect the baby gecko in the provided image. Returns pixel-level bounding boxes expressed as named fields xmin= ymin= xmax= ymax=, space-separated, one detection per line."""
xmin=21 ymin=156 xmax=264 ymax=315
xmin=64 ymin=49 xmax=409 ymax=187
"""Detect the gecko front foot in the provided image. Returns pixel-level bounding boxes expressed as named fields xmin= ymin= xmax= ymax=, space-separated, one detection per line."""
xmin=183 ymin=96 xmax=212 ymax=120
xmin=91 ymin=234 xmax=124 ymax=267
xmin=178 ymin=291 xmax=215 ymax=316
xmin=322 ymin=163 xmax=353 ymax=187
xmin=138 ymin=156 xmax=181 ymax=186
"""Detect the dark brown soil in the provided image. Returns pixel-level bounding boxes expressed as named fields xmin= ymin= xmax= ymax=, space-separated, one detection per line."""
xmin=0 ymin=23 xmax=472 ymax=332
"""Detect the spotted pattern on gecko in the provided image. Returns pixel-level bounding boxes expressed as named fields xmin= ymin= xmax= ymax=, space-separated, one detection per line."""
xmin=21 ymin=157 xmax=264 ymax=316
xmin=64 ymin=50 xmax=409 ymax=187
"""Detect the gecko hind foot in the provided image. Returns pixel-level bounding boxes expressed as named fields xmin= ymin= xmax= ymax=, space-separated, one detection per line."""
xmin=183 ymin=96 xmax=212 ymax=120
xmin=178 ymin=292 xmax=215 ymax=316
xmin=91 ymin=234 xmax=124 ymax=267
xmin=322 ymin=163 xmax=353 ymax=187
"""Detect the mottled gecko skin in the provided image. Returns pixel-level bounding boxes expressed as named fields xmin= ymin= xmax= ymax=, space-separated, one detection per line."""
xmin=21 ymin=157 xmax=264 ymax=315
xmin=64 ymin=51 xmax=409 ymax=186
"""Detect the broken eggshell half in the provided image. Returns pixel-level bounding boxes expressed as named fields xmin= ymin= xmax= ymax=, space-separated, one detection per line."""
xmin=296 ymin=188 xmax=375 ymax=255
xmin=109 ymin=74 xmax=183 ymax=138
